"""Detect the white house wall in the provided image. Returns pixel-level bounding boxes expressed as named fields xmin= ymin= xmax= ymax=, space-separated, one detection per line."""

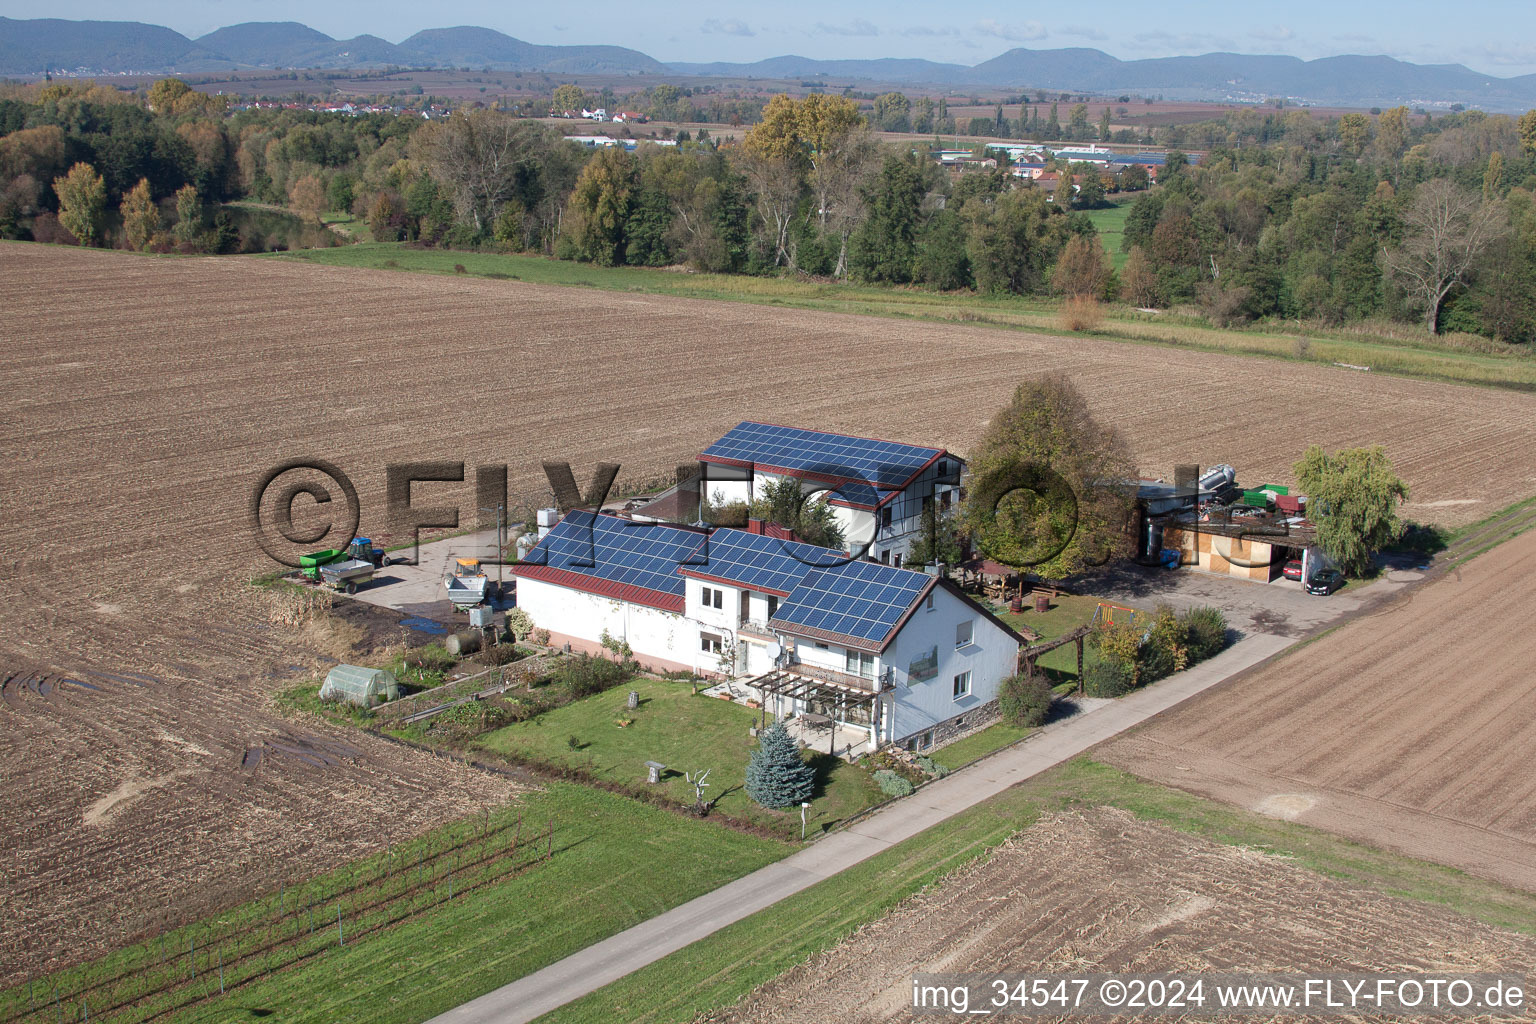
xmin=880 ymin=586 xmax=1017 ymax=745
xmin=515 ymin=577 xmax=693 ymax=673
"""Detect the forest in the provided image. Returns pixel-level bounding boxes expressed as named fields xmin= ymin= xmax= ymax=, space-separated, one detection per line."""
xmin=3 ymin=77 xmax=1535 ymax=342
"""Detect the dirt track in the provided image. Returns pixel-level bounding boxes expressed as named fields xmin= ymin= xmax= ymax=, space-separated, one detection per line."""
xmin=5 ymin=242 xmax=1536 ymax=981
xmin=1101 ymin=526 xmax=1536 ymax=892
xmin=711 ymin=808 xmax=1536 ymax=1024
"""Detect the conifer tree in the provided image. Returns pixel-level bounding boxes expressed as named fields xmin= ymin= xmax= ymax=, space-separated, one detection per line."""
xmin=745 ymin=720 xmax=815 ymax=809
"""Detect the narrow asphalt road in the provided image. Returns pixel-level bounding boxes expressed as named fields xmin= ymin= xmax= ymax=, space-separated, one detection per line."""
xmin=428 ymin=630 xmax=1295 ymax=1024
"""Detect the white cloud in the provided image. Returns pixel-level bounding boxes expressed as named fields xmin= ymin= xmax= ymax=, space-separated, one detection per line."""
xmin=1333 ymin=32 xmax=1376 ymax=44
xmin=815 ymin=18 xmax=879 ymax=37
xmin=1129 ymin=30 xmax=1232 ymax=52
xmin=1463 ymin=42 xmax=1536 ymax=67
xmin=900 ymin=25 xmax=959 ymax=37
xmin=1062 ymin=25 xmax=1108 ymax=42
xmin=701 ymin=18 xmax=754 ymax=37
xmin=1248 ymin=24 xmax=1295 ymax=43
xmin=974 ymin=19 xmax=1048 ymax=43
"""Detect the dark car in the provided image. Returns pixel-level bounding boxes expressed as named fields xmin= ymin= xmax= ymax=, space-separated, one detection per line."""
xmin=1306 ymin=568 xmax=1345 ymax=595
xmin=1282 ymin=559 xmax=1304 ymax=581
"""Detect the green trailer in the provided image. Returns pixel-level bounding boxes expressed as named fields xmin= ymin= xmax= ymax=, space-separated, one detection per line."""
xmin=1239 ymin=490 xmax=1272 ymax=509
xmin=299 ymin=548 xmax=346 ymax=580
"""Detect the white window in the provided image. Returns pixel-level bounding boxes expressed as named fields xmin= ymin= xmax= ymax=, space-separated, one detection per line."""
xmin=700 ymin=586 xmax=722 ymax=609
xmin=845 ymin=649 xmax=875 ymax=679
xmin=701 ymin=632 xmax=723 ymax=654
xmin=955 ymin=620 xmax=973 ymax=648
xmin=925 ymin=592 xmax=935 ymax=612
xmin=952 ymin=671 xmax=972 ymax=700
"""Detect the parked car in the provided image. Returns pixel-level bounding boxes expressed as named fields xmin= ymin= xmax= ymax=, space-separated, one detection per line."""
xmin=1306 ymin=568 xmax=1345 ymax=595
xmin=1282 ymin=559 xmax=1304 ymax=581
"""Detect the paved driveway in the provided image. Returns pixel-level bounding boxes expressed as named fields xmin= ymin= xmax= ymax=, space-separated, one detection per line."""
xmin=347 ymin=529 xmax=513 ymax=624
xmin=1065 ymin=557 xmax=1427 ymax=639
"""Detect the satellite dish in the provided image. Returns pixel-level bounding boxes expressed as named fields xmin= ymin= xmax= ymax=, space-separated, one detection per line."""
xmin=766 ymin=642 xmax=782 ymax=660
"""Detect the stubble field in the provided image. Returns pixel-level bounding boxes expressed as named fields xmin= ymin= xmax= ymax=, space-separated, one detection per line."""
xmin=708 ymin=807 xmax=1536 ymax=1024
xmin=4 ymin=240 xmax=1536 ymax=981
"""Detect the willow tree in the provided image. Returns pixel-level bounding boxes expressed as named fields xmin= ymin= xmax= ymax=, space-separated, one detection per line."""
xmin=1292 ymin=446 xmax=1408 ymax=576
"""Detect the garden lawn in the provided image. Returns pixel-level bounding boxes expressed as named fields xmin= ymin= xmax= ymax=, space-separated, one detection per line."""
xmin=929 ymin=721 xmax=1033 ymax=771
xmin=475 ymin=680 xmax=883 ymax=838
xmin=1000 ymin=593 xmax=1121 ymax=679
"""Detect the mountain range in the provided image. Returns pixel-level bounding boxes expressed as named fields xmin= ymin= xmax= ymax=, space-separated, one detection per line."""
xmin=4 ymin=17 xmax=1535 ymax=111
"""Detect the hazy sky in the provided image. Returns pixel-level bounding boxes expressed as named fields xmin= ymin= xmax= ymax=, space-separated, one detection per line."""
xmin=5 ymin=0 xmax=1535 ymax=77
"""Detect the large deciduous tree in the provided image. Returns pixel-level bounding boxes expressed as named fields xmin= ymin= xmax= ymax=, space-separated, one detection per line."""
xmin=1292 ymin=445 xmax=1408 ymax=576
xmin=872 ymin=92 xmax=911 ymax=132
xmin=145 ymin=77 xmax=192 ymax=113
xmin=1337 ymin=113 xmax=1372 ymax=156
xmin=53 ymin=162 xmax=106 ymax=245
xmin=119 ymin=177 xmax=159 ymax=251
xmin=551 ymin=84 xmax=586 ymax=114
xmin=1119 ymin=245 xmax=1162 ymax=307
xmin=744 ymin=93 xmax=870 ymax=276
xmin=416 ymin=111 xmax=579 ymax=240
xmin=962 ymin=374 xmax=1135 ymax=580
xmin=966 ymin=188 xmax=1070 ymax=296
xmin=564 ymin=145 xmax=637 ymax=266
xmin=1051 ymin=233 xmax=1112 ymax=299
xmin=1383 ymin=179 xmax=1507 ymax=334
xmin=287 ymin=173 xmax=326 ymax=223
xmin=1516 ymin=109 xmax=1536 ymax=157
xmin=172 ymin=182 xmax=201 ymax=242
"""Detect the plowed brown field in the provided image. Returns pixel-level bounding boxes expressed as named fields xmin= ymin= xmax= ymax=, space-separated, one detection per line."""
xmin=1101 ymin=527 xmax=1536 ymax=892
xmin=4 ymin=242 xmax=1536 ymax=982
xmin=711 ymin=808 xmax=1536 ymax=1024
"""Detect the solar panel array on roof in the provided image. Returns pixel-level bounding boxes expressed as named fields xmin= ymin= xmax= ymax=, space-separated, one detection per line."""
xmin=680 ymin=528 xmax=848 ymax=595
xmin=701 ymin=422 xmax=942 ymax=490
xmin=770 ymin=559 xmax=931 ymax=647
xmin=521 ymin=510 xmax=701 ymax=599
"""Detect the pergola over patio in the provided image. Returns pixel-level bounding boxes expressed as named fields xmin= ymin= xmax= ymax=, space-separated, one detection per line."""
xmin=749 ymin=669 xmax=879 ymax=756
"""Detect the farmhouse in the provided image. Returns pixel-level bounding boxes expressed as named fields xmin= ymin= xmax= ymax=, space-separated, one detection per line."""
xmin=512 ymin=509 xmax=1023 ymax=754
xmin=693 ymin=421 xmax=964 ymax=567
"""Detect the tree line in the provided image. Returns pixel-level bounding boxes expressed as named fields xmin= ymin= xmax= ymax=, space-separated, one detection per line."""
xmin=2 ymin=79 xmax=1534 ymax=341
